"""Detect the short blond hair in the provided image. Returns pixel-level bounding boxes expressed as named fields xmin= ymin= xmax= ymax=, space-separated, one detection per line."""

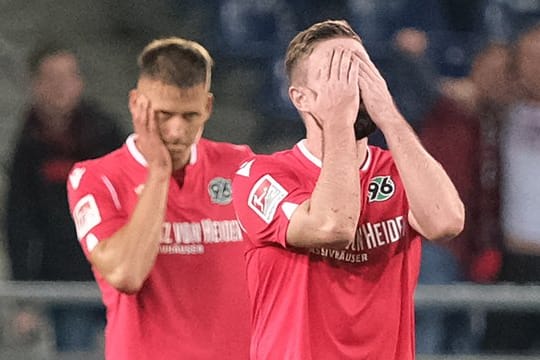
xmin=285 ymin=20 xmax=361 ymax=84
xmin=138 ymin=37 xmax=214 ymax=90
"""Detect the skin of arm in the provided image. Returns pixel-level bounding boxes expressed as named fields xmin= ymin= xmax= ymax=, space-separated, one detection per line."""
xmin=286 ymin=47 xmax=362 ymax=249
xmin=89 ymin=95 xmax=172 ymax=294
xmin=356 ymin=46 xmax=465 ymax=242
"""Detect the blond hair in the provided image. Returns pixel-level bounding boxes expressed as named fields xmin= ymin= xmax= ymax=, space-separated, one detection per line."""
xmin=138 ymin=37 xmax=214 ymax=90
xmin=285 ymin=20 xmax=361 ymax=84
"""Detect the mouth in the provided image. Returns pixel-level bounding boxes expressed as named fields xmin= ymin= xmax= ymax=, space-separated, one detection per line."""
xmin=165 ymin=143 xmax=188 ymax=152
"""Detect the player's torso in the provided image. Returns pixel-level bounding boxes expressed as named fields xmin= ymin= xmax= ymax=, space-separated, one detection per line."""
xmin=255 ymin=146 xmax=417 ymax=270
xmin=103 ymin=142 xmax=251 ymax=359
xmin=247 ymin=146 xmax=419 ymax=360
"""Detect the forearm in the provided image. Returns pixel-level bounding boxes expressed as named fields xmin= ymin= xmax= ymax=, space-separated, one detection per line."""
xmin=381 ymin=111 xmax=464 ymax=241
xmin=310 ymin=123 xmax=361 ymax=245
xmin=91 ymin=170 xmax=169 ymax=293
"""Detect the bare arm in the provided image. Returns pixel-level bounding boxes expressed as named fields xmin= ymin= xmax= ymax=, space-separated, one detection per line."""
xmin=356 ymin=47 xmax=464 ymax=242
xmin=380 ymin=115 xmax=464 ymax=241
xmin=286 ymin=48 xmax=361 ymax=249
xmin=90 ymin=94 xmax=172 ymax=293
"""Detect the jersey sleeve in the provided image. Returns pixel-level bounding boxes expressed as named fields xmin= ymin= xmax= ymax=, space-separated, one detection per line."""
xmin=67 ymin=163 xmax=128 ymax=258
xmin=232 ymin=156 xmax=311 ymax=248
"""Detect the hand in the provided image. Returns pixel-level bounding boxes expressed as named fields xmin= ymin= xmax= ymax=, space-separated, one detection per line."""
xmin=132 ymin=94 xmax=172 ymax=176
xmin=308 ymin=47 xmax=360 ymax=128
xmin=355 ymin=46 xmax=402 ymax=128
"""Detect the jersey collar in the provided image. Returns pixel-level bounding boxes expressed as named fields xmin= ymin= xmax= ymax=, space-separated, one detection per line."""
xmin=296 ymin=139 xmax=371 ymax=172
xmin=126 ymin=134 xmax=198 ymax=167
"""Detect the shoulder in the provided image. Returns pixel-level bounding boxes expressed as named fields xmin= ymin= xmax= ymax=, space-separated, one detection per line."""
xmin=367 ymin=145 xmax=395 ymax=168
xmin=68 ymin=147 xmax=125 ymax=190
xmin=200 ymin=138 xmax=254 ymax=160
xmin=233 ymin=152 xmax=297 ymax=186
xmin=198 ymin=139 xmax=254 ymax=168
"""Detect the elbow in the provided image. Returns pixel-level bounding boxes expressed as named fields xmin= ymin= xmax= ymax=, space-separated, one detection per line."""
xmin=427 ymin=204 xmax=465 ymax=243
xmin=105 ymin=269 xmax=145 ymax=295
xmin=315 ymin=222 xmax=356 ymax=249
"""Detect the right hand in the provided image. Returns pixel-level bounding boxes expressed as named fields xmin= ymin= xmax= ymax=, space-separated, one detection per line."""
xmin=132 ymin=94 xmax=172 ymax=176
xmin=307 ymin=47 xmax=360 ymax=128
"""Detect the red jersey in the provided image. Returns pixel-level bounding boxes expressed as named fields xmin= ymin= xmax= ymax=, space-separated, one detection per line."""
xmin=232 ymin=140 xmax=421 ymax=360
xmin=67 ymin=135 xmax=253 ymax=360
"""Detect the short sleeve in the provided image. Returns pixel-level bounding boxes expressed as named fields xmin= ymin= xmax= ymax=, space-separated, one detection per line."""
xmin=232 ymin=156 xmax=311 ymax=247
xmin=67 ymin=163 xmax=128 ymax=258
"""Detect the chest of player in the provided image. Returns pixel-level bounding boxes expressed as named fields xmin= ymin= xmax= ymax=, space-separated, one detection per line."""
xmin=306 ymin=168 xmax=411 ymax=265
xmin=120 ymin=168 xmax=241 ymax=252
xmin=120 ymin=166 xmax=235 ymax=215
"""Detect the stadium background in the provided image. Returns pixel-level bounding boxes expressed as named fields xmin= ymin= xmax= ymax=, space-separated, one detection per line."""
xmin=0 ymin=0 xmax=539 ymax=359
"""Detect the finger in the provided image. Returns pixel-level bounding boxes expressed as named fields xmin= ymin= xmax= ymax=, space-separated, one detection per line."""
xmin=348 ymin=53 xmax=360 ymax=85
xmin=354 ymin=46 xmax=371 ymax=64
xmin=357 ymin=56 xmax=379 ymax=83
xmin=329 ymin=48 xmax=339 ymax=81
xmin=313 ymin=50 xmax=329 ymax=82
xmin=139 ymin=97 xmax=152 ymax=133
xmin=340 ymin=49 xmax=352 ymax=81
xmin=355 ymin=48 xmax=384 ymax=81
xmin=357 ymin=65 xmax=371 ymax=93
xmin=135 ymin=96 xmax=147 ymax=132
xmin=131 ymin=96 xmax=141 ymax=131
xmin=147 ymin=101 xmax=157 ymax=135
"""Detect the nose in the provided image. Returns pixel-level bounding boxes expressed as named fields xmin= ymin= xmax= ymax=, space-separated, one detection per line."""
xmin=161 ymin=115 xmax=186 ymax=141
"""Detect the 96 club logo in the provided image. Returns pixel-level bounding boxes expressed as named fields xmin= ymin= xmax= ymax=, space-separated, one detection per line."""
xmin=248 ymin=175 xmax=288 ymax=223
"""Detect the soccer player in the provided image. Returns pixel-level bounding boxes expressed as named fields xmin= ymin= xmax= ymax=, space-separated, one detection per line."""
xmin=232 ymin=20 xmax=464 ymax=360
xmin=67 ymin=38 xmax=252 ymax=359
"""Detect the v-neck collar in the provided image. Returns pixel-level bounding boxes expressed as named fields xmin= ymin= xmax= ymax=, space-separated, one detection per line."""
xmin=295 ymin=139 xmax=372 ymax=172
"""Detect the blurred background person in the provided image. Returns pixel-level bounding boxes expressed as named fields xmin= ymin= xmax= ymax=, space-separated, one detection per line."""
xmin=4 ymin=40 xmax=125 ymax=354
xmin=0 ymin=0 xmax=538 ymax=358
xmin=483 ymin=23 xmax=540 ymax=355
xmin=416 ymin=41 xmax=514 ymax=354
xmin=370 ymin=27 xmax=440 ymax=149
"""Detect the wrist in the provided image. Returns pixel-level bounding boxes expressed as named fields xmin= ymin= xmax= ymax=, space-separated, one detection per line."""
xmin=147 ymin=166 xmax=171 ymax=183
xmin=375 ymin=109 xmax=407 ymax=134
xmin=321 ymin=118 xmax=356 ymax=132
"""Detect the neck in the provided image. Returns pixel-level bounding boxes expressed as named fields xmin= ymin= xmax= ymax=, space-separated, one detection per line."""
xmin=303 ymin=135 xmax=369 ymax=168
xmin=171 ymin=148 xmax=193 ymax=171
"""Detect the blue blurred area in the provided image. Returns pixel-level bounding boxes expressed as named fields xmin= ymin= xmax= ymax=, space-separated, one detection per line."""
xmin=0 ymin=1 xmax=539 ymax=359
xmin=196 ymin=0 xmax=538 ymax=147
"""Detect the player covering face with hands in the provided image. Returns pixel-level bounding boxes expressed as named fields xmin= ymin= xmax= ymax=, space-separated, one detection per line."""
xmin=232 ymin=20 xmax=464 ymax=360
xmin=67 ymin=38 xmax=252 ymax=360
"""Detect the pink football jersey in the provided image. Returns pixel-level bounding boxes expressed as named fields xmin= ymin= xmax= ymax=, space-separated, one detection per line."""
xmin=67 ymin=135 xmax=253 ymax=360
xmin=233 ymin=140 xmax=421 ymax=360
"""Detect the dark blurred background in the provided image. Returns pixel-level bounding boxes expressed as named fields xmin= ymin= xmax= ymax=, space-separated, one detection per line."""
xmin=0 ymin=1 xmax=539 ymax=359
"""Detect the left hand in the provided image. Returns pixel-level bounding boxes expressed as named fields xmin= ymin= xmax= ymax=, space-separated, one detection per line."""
xmin=354 ymin=47 xmax=402 ymax=128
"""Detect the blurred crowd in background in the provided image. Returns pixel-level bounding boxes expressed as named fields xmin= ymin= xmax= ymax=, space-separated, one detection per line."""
xmin=0 ymin=0 xmax=539 ymax=358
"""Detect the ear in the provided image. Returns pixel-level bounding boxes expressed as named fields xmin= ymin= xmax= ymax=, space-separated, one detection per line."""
xmin=128 ymin=89 xmax=138 ymax=118
xmin=205 ymin=92 xmax=214 ymax=121
xmin=289 ymin=85 xmax=313 ymax=113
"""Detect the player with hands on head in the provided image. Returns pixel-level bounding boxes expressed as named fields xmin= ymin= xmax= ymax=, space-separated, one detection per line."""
xmin=232 ymin=19 xmax=464 ymax=360
xmin=67 ymin=37 xmax=252 ymax=360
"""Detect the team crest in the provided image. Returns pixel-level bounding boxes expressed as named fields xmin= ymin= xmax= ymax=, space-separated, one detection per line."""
xmin=208 ymin=177 xmax=232 ymax=205
xmin=368 ymin=176 xmax=395 ymax=202
xmin=248 ymin=174 xmax=288 ymax=223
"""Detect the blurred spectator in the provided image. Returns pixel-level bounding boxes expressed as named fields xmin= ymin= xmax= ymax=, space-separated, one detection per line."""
xmin=218 ymin=0 xmax=296 ymax=58
xmin=483 ymin=23 xmax=540 ymax=354
xmin=416 ymin=42 xmax=514 ymax=354
xmin=4 ymin=41 xmax=125 ymax=353
xmin=370 ymin=27 xmax=439 ymax=148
